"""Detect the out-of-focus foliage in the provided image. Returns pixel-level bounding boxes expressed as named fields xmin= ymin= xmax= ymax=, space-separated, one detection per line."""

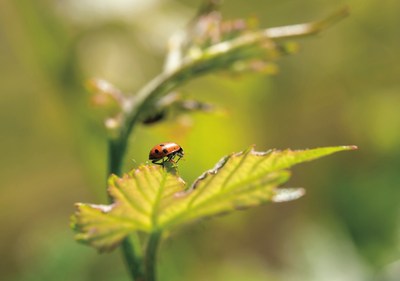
xmin=1 ymin=0 xmax=400 ymax=281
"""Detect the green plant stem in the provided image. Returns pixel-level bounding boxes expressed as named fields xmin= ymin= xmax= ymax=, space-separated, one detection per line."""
xmin=145 ymin=231 xmax=163 ymax=281
xmin=122 ymin=235 xmax=145 ymax=281
xmin=264 ymin=6 xmax=349 ymax=40
xmin=108 ymin=138 xmax=125 ymax=177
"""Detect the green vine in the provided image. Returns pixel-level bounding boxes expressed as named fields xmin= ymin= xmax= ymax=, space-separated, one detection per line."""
xmin=72 ymin=3 xmax=350 ymax=281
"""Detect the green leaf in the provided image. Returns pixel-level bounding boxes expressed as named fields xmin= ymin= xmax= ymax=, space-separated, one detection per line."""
xmin=71 ymin=145 xmax=356 ymax=252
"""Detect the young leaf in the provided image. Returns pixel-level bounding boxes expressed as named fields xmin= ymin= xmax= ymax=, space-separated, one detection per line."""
xmin=71 ymin=145 xmax=356 ymax=252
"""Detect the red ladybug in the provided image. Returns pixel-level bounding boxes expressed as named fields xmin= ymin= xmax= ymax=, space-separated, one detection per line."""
xmin=149 ymin=142 xmax=184 ymax=165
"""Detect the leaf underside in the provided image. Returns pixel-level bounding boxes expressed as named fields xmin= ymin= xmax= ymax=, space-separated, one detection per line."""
xmin=71 ymin=145 xmax=356 ymax=252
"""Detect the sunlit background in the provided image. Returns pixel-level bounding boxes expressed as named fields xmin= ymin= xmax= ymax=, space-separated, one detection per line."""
xmin=1 ymin=0 xmax=400 ymax=280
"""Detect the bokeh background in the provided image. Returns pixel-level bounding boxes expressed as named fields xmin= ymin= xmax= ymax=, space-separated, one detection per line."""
xmin=1 ymin=0 xmax=400 ymax=280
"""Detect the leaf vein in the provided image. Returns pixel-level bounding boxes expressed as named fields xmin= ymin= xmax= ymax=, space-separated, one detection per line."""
xmin=150 ymin=171 xmax=168 ymax=228
xmin=116 ymin=183 xmax=150 ymax=217
xmin=220 ymin=150 xmax=251 ymax=190
xmin=132 ymin=173 xmax=152 ymax=205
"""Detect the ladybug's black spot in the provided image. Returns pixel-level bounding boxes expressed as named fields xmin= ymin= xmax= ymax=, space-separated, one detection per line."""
xmin=163 ymin=149 xmax=168 ymax=154
xmin=159 ymin=144 xmax=165 ymax=146
xmin=155 ymin=149 xmax=160 ymax=154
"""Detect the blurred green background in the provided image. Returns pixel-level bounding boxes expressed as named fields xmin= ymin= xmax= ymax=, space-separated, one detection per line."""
xmin=1 ymin=0 xmax=400 ymax=280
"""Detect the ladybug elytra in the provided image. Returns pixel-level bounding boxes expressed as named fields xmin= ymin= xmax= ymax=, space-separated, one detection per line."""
xmin=149 ymin=142 xmax=184 ymax=165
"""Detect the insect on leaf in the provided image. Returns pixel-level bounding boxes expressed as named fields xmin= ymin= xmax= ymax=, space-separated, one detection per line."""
xmin=71 ymin=145 xmax=356 ymax=252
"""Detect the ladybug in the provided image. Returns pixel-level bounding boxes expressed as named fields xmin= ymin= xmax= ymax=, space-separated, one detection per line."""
xmin=149 ymin=142 xmax=184 ymax=165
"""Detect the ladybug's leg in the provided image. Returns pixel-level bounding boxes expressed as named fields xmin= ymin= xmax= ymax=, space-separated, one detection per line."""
xmin=175 ymin=151 xmax=184 ymax=163
xmin=174 ymin=154 xmax=182 ymax=163
xmin=166 ymin=154 xmax=176 ymax=163
xmin=151 ymin=159 xmax=164 ymax=165
xmin=168 ymin=152 xmax=183 ymax=164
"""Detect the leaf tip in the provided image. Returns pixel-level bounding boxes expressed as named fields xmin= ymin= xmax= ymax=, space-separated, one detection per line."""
xmin=272 ymin=188 xmax=305 ymax=203
xmin=344 ymin=145 xmax=358 ymax=150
